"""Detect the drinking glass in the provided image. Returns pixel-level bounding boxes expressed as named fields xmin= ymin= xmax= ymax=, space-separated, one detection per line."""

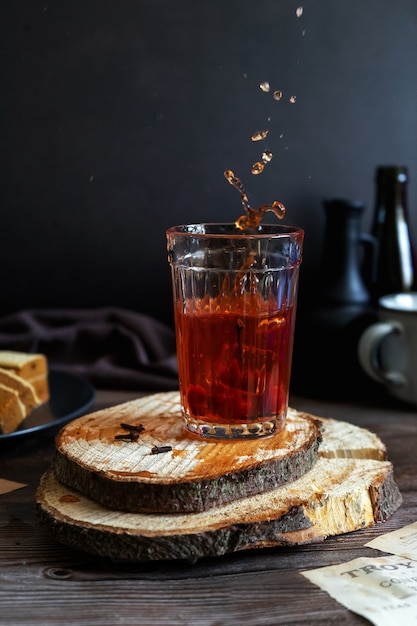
xmin=166 ymin=222 xmax=304 ymax=439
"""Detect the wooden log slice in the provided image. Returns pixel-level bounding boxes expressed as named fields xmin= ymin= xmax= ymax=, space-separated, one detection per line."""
xmin=53 ymin=392 xmax=325 ymax=513
xmin=36 ymin=453 xmax=402 ymax=562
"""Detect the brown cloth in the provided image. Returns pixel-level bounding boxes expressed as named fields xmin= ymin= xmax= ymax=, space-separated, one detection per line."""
xmin=0 ymin=308 xmax=179 ymax=391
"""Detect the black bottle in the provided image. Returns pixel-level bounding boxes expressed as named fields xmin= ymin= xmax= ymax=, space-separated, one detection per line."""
xmin=371 ymin=166 xmax=417 ymax=299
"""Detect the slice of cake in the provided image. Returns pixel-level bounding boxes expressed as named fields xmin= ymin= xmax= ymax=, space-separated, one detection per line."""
xmin=0 ymin=368 xmax=39 ymax=414
xmin=0 ymin=351 xmax=49 ymax=404
xmin=0 ymin=382 xmax=26 ymax=434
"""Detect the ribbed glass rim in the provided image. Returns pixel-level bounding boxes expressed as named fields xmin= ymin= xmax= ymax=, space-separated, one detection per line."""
xmin=166 ymin=222 xmax=304 ymax=239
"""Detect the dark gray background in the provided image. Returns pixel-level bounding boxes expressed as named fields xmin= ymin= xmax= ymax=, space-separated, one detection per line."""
xmin=1 ymin=0 xmax=416 ymax=326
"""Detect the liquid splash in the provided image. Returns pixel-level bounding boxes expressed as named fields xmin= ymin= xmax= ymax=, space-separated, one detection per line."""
xmin=251 ymin=129 xmax=269 ymax=142
xmin=224 ymin=170 xmax=286 ymax=230
xmin=251 ymin=162 xmax=264 ymax=175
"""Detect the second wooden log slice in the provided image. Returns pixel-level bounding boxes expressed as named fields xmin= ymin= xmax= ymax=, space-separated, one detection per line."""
xmin=36 ymin=454 xmax=402 ymax=562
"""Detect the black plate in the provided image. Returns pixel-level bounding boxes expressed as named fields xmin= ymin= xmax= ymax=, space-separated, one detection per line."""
xmin=0 ymin=369 xmax=96 ymax=442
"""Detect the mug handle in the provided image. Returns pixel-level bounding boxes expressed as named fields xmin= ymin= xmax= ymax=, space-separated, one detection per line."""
xmin=357 ymin=321 xmax=407 ymax=387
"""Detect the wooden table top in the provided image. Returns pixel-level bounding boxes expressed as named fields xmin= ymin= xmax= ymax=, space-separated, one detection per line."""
xmin=1 ymin=388 xmax=416 ymax=626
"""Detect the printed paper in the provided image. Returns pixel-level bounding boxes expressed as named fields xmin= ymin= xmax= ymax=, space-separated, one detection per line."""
xmin=366 ymin=521 xmax=417 ymax=561
xmin=302 ymin=555 xmax=417 ymax=626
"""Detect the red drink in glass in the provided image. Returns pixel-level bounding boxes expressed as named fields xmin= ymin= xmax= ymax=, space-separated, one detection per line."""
xmin=175 ymin=304 xmax=296 ymax=434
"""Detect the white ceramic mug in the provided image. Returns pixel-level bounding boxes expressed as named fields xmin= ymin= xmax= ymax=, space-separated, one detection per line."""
xmin=358 ymin=292 xmax=417 ymax=406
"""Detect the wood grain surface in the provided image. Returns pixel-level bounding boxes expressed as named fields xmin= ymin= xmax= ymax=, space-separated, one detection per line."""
xmin=0 ymin=389 xmax=416 ymax=626
xmin=52 ymin=393 xmax=324 ymax=513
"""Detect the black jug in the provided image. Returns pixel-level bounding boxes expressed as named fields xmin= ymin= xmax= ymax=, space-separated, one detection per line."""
xmin=321 ymin=199 xmax=373 ymax=308
xmin=292 ymin=199 xmax=378 ymax=400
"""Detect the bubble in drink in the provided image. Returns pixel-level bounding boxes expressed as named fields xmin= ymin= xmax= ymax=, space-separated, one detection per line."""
xmin=251 ymin=161 xmax=264 ymax=175
xmin=273 ymin=90 xmax=283 ymax=101
xmin=261 ymin=150 xmax=273 ymax=163
xmin=260 ymin=81 xmax=270 ymax=92
xmin=296 ymin=6 xmax=303 ymax=17
xmin=251 ymin=130 xmax=269 ymax=141
xmin=289 ymin=95 xmax=297 ymax=103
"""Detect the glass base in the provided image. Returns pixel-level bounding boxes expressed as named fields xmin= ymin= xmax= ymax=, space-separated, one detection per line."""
xmin=183 ymin=414 xmax=283 ymax=440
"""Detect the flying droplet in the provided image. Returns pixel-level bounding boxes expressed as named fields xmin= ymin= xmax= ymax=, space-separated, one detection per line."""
xmin=271 ymin=201 xmax=286 ymax=218
xmin=296 ymin=7 xmax=303 ymax=17
xmin=273 ymin=90 xmax=283 ymax=101
xmin=251 ymin=129 xmax=269 ymax=141
xmin=260 ymin=81 xmax=270 ymax=93
xmin=235 ymin=215 xmax=251 ymax=230
xmin=259 ymin=201 xmax=286 ymax=220
xmin=251 ymin=162 xmax=264 ymax=175
xmin=224 ymin=170 xmax=247 ymax=194
xmin=261 ymin=150 xmax=273 ymax=163
xmin=289 ymin=95 xmax=297 ymax=103
xmin=224 ymin=170 xmax=252 ymax=214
